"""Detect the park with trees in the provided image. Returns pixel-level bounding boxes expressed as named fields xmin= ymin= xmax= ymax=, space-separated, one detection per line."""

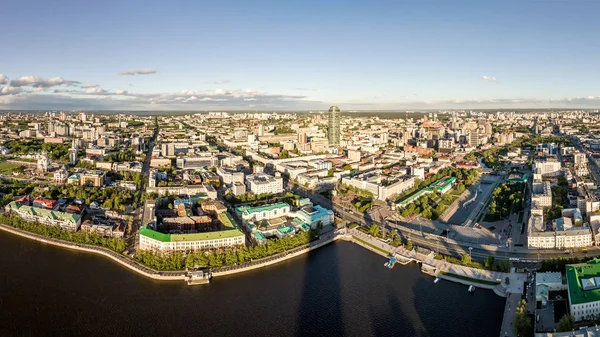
xmin=396 ymin=167 xmax=478 ymax=220
xmin=485 ymin=181 xmax=525 ymax=221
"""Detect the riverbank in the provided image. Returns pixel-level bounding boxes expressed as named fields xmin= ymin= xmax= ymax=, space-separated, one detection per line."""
xmin=0 ymin=222 xmax=342 ymax=283
xmin=0 ymin=223 xmax=186 ymax=281
xmin=0 ymin=221 xmax=524 ymax=297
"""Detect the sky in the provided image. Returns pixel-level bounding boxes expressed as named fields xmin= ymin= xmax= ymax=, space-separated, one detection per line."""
xmin=1 ymin=0 xmax=600 ymax=111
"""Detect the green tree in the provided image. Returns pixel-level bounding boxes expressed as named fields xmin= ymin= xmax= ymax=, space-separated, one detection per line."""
xmin=484 ymin=256 xmax=495 ymax=269
xmin=343 ymin=164 xmax=352 ymax=171
xmin=558 ymin=314 xmax=574 ymax=332
xmin=406 ymin=240 xmax=413 ymax=251
xmin=514 ymin=299 xmax=532 ymax=337
xmin=369 ymin=224 xmax=379 ymax=237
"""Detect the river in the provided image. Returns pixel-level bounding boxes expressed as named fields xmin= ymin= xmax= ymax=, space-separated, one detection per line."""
xmin=0 ymin=231 xmax=505 ymax=336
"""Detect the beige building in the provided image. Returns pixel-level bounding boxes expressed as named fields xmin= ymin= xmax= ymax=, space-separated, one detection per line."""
xmin=80 ymin=170 xmax=105 ymax=187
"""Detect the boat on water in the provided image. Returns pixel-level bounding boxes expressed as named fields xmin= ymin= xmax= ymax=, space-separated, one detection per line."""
xmin=186 ymin=270 xmax=210 ymax=286
xmin=384 ymin=257 xmax=397 ymax=269
xmin=468 ymin=285 xmax=475 ymax=293
xmin=434 ymin=277 xmax=440 ymax=284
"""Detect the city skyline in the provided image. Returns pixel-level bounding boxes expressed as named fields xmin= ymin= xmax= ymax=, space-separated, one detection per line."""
xmin=1 ymin=1 xmax=600 ymax=110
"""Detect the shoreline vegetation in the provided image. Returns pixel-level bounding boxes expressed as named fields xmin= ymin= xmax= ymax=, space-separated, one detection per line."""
xmin=136 ymin=229 xmax=320 ymax=271
xmin=0 ymin=212 xmax=325 ymax=272
xmin=0 ymin=213 xmax=126 ymax=253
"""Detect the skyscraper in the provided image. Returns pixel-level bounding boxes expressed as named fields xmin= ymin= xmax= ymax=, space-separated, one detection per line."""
xmin=327 ymin=106 xmax=341 ymax=146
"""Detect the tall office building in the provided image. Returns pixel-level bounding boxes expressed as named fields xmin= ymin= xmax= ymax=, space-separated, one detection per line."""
xmin=327 ymin=106 xmax=341 ymax=146
xmin=298 ymin=133 xmax=307 ymax=144
xmin=468 ymin=130 xmax=479 ymax=147
xmin=69 ymin=138 xmax=78 ymax=165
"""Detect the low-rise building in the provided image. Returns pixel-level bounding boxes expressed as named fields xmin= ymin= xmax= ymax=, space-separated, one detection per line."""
xmin=80 ymin=170 xmax=105 ymax=187
xmin=527 ymin=212 xmax=593 ymax=249
xmin=566 ymin=259 xmax=600 ymax=321
xmin=246 ymin=173 xmax=283 ymax=195
xmin=5 ymin=201 xmax=82 ymax=231
xmin=531 ymin=181 xmax=552 ymax=208
xmin=139 ymin=213 xmax=245 ymax=252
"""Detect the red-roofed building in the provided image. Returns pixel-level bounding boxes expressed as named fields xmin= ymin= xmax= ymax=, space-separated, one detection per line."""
xmin=32 ymin=197 xmax=58 ymax=210
xmin=455 ymin=162 xmax=481 ymax=169
xmin=15 ymin=195 xmax=30 ymax=206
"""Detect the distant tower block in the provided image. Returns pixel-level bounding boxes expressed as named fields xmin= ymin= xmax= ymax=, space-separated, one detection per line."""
xmin=327 ymin=106 xmax=341 ymax=146
xmin=69 ymin=138 xmax=78 ymax=165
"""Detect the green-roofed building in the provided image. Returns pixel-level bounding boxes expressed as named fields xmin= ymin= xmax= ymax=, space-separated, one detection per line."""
xmin=566 ymin=259 xmax=600 ymax=321
xmin=139 ymin=212 xmax=246 ymax=252
xmin=5 ymin=201 xmax=82 ymax=231
xmin=236 ymin=202 xmax=291 ymax=224
xmin=396 ymin=176 xmax=456 ymax=208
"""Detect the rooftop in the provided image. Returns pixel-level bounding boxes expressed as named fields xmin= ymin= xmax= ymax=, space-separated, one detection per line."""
xmin=236 ymin=202 xmax=289 ymax=216
xmin=140 ymin=223 xmax=244 ymax=243
xmin=566 ymin=259 xmax=600 ymax=305
xmin=6 ymin=201 xmax=80 ymax=224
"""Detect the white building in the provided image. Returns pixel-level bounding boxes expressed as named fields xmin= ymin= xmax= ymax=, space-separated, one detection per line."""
xmin=217 ymin=167 xmax=245 ymax=185
xmin=246 ymin=173 xmax=283 ymax=195
xmin=531 ymin=181 xmax=553 ymax=208
xmin=5 ymin=201 xmax=82 ymax=231
xmin=139 ymin=226 xmax=245 ymax=252
xmin=237 ymin=202 xmax=291 ymax=223
xmin=527 ymin=212 xmax=593 ymax=249
xmin=566 ymin=260 xmax=600 ymax=322
xmin=533 ymin=160 xmax=562 ymax=180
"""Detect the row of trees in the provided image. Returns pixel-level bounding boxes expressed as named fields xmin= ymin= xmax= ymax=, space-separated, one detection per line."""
xmin=136 ymin=229 xmax=319 ymax=270
xmin=486 ymin=182 xmax=525 ymax=221
xmin=102 ymin=149 xmax=138 ymax=163
xmin=547 ymin=176 xmax=570 ymax=220
xmin=514 ymin=299 xmax=533 ymax=337
xmin=4 ymin=140 xmax=73 ymax=162
xmin=0 ymin=214 xmax=126 ymax=253
xmin=39 ymin=184 xmax=137 ymax=211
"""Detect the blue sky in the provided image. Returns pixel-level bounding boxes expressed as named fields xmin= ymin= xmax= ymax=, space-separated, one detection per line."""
xmin=1 ymin=0 xmax=599 ymax=110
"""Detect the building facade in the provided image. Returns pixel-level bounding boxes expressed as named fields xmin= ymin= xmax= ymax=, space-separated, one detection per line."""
xmin=327 ymin=106 xmax=341 ymax=146
xmin=245 ymin=173 xmax=283 ymax=195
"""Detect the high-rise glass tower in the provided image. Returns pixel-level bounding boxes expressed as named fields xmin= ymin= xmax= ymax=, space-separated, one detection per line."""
xmin=327 ymin=105 xmax=341 ymax=146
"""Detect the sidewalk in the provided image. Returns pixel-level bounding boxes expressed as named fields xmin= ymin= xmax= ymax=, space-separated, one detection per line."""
xmin=499 ymin=293 xmax=520 ymax=337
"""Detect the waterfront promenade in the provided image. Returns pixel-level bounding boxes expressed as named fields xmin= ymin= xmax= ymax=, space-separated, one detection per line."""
xmin=349 ymin=229 xmax=525 ymax=295
xmin=0 ymin=223 xmax=187 ymax=281
xmin=0 ymin=222 xmax=342 ymax=283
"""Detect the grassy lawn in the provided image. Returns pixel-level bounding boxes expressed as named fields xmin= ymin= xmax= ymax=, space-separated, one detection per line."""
xmin=0 ymin=162 xmax=25 ymax=175
xmin=439 ymin=271 xmax=501 ymax=286
xmin=352 ymin=236 xmax=390 ymax=255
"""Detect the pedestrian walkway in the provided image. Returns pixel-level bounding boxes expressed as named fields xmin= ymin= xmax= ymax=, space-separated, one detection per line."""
xmin=499 ymin=293 xmax=520 ymax=337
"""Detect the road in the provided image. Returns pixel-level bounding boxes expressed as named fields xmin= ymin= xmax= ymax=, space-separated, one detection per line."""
xmin=128 ymin=118 xmax=159 ymax=253
xmin=293 ymin=186 xmax=600 ymax=263
xmin=141 ymin=117 xmax=159 ymax=193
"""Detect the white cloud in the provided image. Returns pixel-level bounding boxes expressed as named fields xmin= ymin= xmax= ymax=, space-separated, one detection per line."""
xmin=81 ymin=84 xmax=99 ymax=88
xmin=0 ymin=74 xmax=8 ymax=85
xmin=10 ymin=76 xmax=43 ymax=87
xmin=10 ymin=76 xmax=80 ymax=88
xmin=116 ymin=90 xmax=128 ymax=95
xmin=85 ymin=87 xmax=108 ymax=95
xmin=0 ymin=86 xmax=22 ymax=95
xmin=481 ymin=76 xmax=498 ymax=83
xmin=206 ymin=80 xmax=230 ymax=84
xmin=119 ymin=68 xmax=157 ymax=75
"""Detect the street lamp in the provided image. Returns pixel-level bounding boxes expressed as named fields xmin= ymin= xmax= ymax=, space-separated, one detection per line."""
xmin=469 ymin=247 xmax=473 ymax=263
